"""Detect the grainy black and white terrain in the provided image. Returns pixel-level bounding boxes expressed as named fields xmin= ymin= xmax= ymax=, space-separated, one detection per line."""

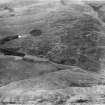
xmin=0 ymin=0 xmax=105 ymax=105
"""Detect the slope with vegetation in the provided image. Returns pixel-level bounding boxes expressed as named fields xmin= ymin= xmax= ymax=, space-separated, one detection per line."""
xmin=0 ymin=0 xmax=105 ymax=105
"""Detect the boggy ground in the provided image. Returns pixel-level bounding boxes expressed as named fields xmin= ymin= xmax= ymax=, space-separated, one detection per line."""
xmin=0 ymin=0 xmax=105 ymax=105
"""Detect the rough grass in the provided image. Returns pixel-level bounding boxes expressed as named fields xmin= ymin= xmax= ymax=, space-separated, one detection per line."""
xmin=0 ymin=0 xmax=105 ymax=105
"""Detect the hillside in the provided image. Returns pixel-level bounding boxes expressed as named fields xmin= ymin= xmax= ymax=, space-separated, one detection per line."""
xmin=0 ymin=0 xmax=105 ymax=105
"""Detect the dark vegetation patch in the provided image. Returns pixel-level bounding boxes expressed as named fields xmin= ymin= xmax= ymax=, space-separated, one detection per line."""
xmin=0 ymin=48 xmax=25 ymax=56
xmin=0 ymin=35 xmax=19 ymax=45
xmin=29 ymin=29 xmax=42 ymax=36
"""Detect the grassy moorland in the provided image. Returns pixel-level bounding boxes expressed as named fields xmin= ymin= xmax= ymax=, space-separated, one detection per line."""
xmin=0 ymin=0 xmax=105 ymax=105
